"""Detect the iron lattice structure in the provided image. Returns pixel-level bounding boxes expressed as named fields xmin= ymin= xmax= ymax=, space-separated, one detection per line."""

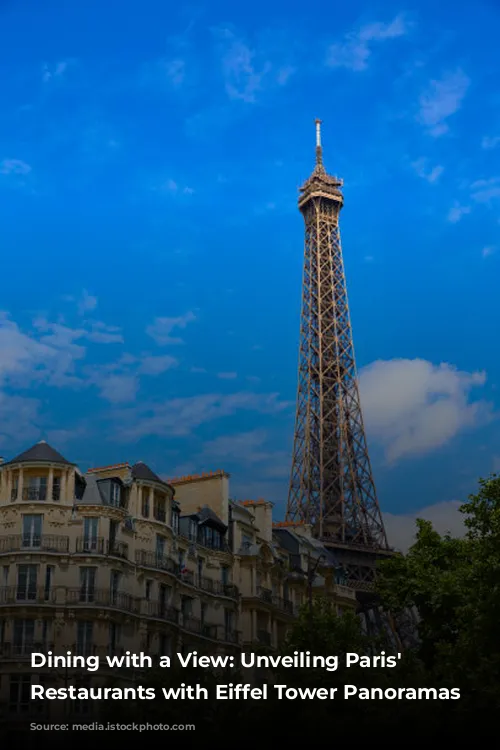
xmin=286 ymin=121 xmax=391 ymax=588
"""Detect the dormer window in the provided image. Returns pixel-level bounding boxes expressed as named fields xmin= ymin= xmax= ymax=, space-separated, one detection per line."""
xmin=171 ymin=508 xmax=179 ymax=534
xmin=110 ymin=483 xmax=121 ymax=507
xmin=189 ymin=519 xmax=197 ymax=542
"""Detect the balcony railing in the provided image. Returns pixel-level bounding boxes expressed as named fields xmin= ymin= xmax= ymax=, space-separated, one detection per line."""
xmin=0 ymin=586 xmax=54 ymax=605
xmin=142 ymin=599 xmax=179 ymax=624
xmin=135 ymin=549 xmax=179 ymax=575
xmin=182 ymin=615 xmax=218 ymax=640
xmin=65 ymin=588 xmax=139 ymax=613
xmin=197 ymin=577 xmax=239 ymax=599
xmin=0 ymin=641 xmax=55 ymax=657
xmin=0 ymin=535 xmax=69 ymax=554
xmin=107 ymin=540 xmax=128 ymax=559
xmin=272 ymin=596 xmax=294 ymax=615
xmin=223 ymin=629 xmax=239 ymax=644
xmin=75 ymin=538 xmax=129 ymax=559
xmin=257 ymin=586 xmax=273 ymax=604
xmin=76 ymin=537 xmax=106 ymax=554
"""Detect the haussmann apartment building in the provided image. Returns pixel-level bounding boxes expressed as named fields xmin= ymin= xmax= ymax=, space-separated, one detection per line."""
xmin=0 ymin=440 xmax=356 ymax=720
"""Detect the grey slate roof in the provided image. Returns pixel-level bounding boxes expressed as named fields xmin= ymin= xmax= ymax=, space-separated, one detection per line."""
xmin=180 ymin=504 xmax=227 ymax=529
xmin=6 ymin=441 xmax=73 ymax=466
xmin=78 ymin=475 xmax=104 ymax=505
xmin=131 ymin=462 xmax=169 ymax=486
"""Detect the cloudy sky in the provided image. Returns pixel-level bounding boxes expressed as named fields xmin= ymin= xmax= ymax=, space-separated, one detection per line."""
xmin=1 ymin=0 xmax=499 ymax=550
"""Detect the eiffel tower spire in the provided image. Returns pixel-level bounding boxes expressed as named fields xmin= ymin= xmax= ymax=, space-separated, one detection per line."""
xmin=286 ymin=120 xmax=390 ymax=588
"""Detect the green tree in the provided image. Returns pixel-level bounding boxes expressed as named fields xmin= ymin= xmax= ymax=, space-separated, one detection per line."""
xmin=377 ymin=473 xmax=500 ymax=713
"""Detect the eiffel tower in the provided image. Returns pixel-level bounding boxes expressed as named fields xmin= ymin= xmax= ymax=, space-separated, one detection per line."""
xmin=286 ymin=120 xmax=393 ymax=593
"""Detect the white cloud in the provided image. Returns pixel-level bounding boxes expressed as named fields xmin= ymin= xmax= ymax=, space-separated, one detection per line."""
xmin=481 ymin=135 xmax=500 ymax=150
xmin=482 ymin=246 xmax=496 ymax=258
xmin=96 ymin=374 xmax=138 ymax=404
xmin=326 ymin=15 xmax=410 ymax=71
xmin=113 ymin=392 xmax=291 ymax=440
xmin=359 ymin=358 xmax=493 ymax=462
xmin=470 ymin=176 xmax=500 ymax=203
xmin=78 ymin=290 xmax=97 ymax=315
xmin=146 ymin=312 xmax=196 ymax=345
xmin=212 ymin=27 xmax=293 ymax=103
xmin=157 ymin=179 xmax=194 ymax=195
xmin=384 ymin=501 xmax=465 ymax=553
xmin=42 ymin=60 xmax=71 ymax=83
xmin=418 ymin=69 xmax=470 ymax=136
xmin=411 ymin=158 xmax=444 ymax=183
xmin=138 ymin=355 xmax=178 ymax=375
xmin=447 ymin=203 xmax=471 ymax=223
xmin=0 ymin=159 xmax=31 ymax=175
xmin=0 ymin=392 xmax=41 ymax=448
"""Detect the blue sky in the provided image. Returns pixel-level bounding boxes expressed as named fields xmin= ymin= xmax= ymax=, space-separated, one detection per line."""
xmin=1 ymin=0 xmax=499 ymax=544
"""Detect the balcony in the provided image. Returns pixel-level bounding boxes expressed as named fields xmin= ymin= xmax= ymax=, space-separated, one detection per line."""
xmin=65 ymin=588 xmax=139 ymax=613
xmin=142 ymin=599 xmax=179 ymax=624
xmin=182 ymin=615 xmax=218 ymax=640
xmin=0 ymin=535 xmax=69 ymax=554
xmin=107 ymin=540 xmax=128 ymax=559
xmin=222 ymin=629 xmax=240 ymax=644
xmin=257 ymin=586 xmax=273 ymax=604
xmin=198 ymin=577 xmax=239 ymax=599
xmin=135 ymin=549 xmax=179 ymax=575
xmin=75 ymin=538 xmax=129 ymax=558
xmin=0 ymin=586 xmax=54 ymax=605
xmin=0 ymin=641 xmax=55 ymax=658
xmin=272 ymin=596 xmax=294 ymax=615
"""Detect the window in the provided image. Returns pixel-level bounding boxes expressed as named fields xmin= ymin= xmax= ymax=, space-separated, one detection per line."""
xmin=242 ymin=534 xmax=252 ymax=549
xmin=141 ymin=492 xmax=149 ymax=518
xmin=44 ymin=565 xmax=54 ymax=602
xmin=76 ymin=621 xmax=93 ymax=656
xmin=83 ymin=517 xmax=99 ymax=551
xmin=159 ymin=634 xmax=171 ymax=656
xmin=178 ymin=549 xmax=186 ymax=569
xmin=200 ymin=602 xmax=206 ymax=625
xmin=11 ymin=476 xmax=18 ymax=501
xmin=22 ymin=514 xmax=43 ymax=548
xmin=16 ymin=565 xmax=37 ymax=601
xmin=171 ymin=507 xmax=179 ymax=534
xmin=42 ymin=620 xmax=49 ymax=647
xmin=145 ymin=580 xmax=152 ymax=600
xmin=52 ymin=476 xmax=61 ymax=501
xmin=181 ymin=597 xmax=192 ymax=618
xmin=110 ymin=571 xmax=120 ymax=604
xmin=13 ymin=619 xmax=35 ymax=655
xmin=189 ymin=519 xmax=197 ymax=542
xmin=159 ymin=584 xmax=170 ymax=616
xmin=197 ymin=557 xmax=204 ymax=580
xmin=221 ymin=566 xmax=229 ymax=585
xmin=3 ymin=565 xmax=9 ymax=586
xmin=26 ymin=476 xmax=47 ymax=501
xmin=109 ymin=622 xmax=121 ymax=653
xmin=109 ymin=520 xmax=118 ymax=551
xmin=156 ymin=535 xmax=165 ymax=559
xmin=79 ymin=567 xmax=96 ymax=603
xmin=9 ymin=675 xmax=31 ymax=713
xmin=224 ymin=609 xmax=234 ymax=637
xmin=111 ymin=482 xmax=121 ymax=507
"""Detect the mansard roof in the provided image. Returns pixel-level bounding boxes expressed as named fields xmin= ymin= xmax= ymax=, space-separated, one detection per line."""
xmin=131 ymin=461 xmax=171 ymax=488
xmin=5 ymin=440 xmax=73 ymax=466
